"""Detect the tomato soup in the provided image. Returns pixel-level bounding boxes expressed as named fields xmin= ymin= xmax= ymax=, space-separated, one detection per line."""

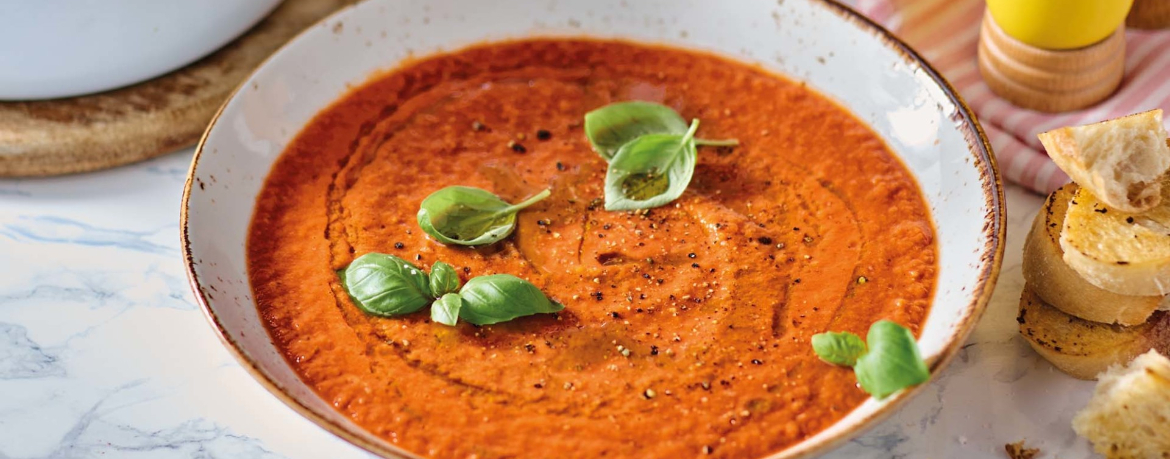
xmin=248 ymin=39 xmax=936 ymax=458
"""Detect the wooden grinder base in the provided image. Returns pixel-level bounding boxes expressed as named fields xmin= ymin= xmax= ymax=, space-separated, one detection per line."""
xmin=977 ymin=11 xmax=1126 ymax=113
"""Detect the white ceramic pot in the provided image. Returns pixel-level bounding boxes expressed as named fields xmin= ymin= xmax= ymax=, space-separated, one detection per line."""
xmin=182 ymin=0 xmax=1005 ymax=457
xmin=0 ymin=0 xmax=282 ymax=100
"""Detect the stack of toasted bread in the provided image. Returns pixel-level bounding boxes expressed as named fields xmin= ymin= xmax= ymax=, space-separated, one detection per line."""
xmin=1019 ymin=109 xmax=1170 ymax=380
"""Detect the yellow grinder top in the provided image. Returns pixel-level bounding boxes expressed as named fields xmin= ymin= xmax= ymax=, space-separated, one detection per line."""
xmin=986 ymin=0 xmax=1133 ymax=49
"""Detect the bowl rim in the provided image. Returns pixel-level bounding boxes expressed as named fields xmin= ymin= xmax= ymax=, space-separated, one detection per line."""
xmin=180 ymin=0 xmax=1005 ymax=457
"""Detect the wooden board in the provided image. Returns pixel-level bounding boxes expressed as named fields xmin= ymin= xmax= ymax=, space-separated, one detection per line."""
xmin=0 ymin=0 xmax=354 ymax=177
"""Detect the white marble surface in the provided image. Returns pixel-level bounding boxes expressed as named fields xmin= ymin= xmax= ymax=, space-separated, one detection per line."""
xmin=0 ymin=149 xmax=1097 ymax=458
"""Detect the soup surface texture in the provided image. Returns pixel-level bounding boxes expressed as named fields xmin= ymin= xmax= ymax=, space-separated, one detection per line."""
xmin=248 ymin=39 xmax=937 ymax=458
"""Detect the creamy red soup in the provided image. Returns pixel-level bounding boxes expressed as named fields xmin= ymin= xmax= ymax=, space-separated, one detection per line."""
xmin=248 ymin=39 xmax=936 ymax=458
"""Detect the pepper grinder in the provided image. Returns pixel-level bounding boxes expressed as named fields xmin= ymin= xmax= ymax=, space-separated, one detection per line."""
xmin=978 ymin=0 xmax=1134 ymax=113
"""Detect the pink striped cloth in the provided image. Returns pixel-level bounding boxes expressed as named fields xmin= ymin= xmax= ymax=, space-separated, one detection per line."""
xmin=856 ymin=0 xmax=1170 ymax=194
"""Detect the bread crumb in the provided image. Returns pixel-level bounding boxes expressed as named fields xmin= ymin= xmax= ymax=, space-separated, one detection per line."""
xmin=1072 ymin=350 xmax=1170 ymax=457
xmin=1004 ymin=441 xmax=1039 ymax=459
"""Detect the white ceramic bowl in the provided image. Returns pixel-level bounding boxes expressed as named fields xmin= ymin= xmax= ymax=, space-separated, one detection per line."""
xmin=0 ymin=0 xmax=281 ymax=100
xmin=182 ymin=0 xmax=1005 ymax=457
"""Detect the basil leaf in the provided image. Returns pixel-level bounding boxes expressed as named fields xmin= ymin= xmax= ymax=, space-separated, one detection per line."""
xmin=584 ymin=101 xmax=689 ymax=161
xmin=854 ymin=320 xmax=930 ymax=400
xmin=429 ymin=261 xmax=461 ymax=296
xmin=603 ymin=120 xmax=699 ymax=211
xmin=341 ymin=253 xmax=433 ymax=317
xmin=417 ymin=186 xmax=551 ymax=246
xmin=812 ymin=331 xmax=867 ymax=367
xmin=458 ymin=274 xmax=563 ymax=325
xmin=431 ymin=293 xmax=463 ymax=326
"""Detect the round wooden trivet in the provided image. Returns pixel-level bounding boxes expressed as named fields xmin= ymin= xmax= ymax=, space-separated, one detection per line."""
xmin=977 ymin=11 xmax=1125 ymax=113
xmin=1129 ymin=0 xmax=1170 ymax=29
xmin=0 ymin=0 xmax=354 ymax=177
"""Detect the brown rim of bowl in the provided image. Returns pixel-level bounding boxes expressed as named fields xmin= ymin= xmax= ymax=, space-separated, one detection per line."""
xmin=180 ymin=0 xmax=1006 ymax=458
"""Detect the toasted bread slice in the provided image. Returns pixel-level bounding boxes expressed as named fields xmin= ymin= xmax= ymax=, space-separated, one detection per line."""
xmin=1017 ymin=287 xmax=1170 ymax=380
xmin=1061 ymin=184 xmax=1170 ymax=296
xmin=1072 ymin=350 xmax=1170 ymax=458
xmin=1038 ymin=110 xmax=1170 ymax=213
xmin=1024 ymin=184 xmax=1167 ymax=325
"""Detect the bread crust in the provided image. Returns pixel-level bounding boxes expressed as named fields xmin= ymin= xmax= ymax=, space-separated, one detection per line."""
xmin=1023 ymin=184 xmax=1165 ymax=325
xmin=1038 ymin=111 xmax=1170 ymax=213
xmin=1017 ymin=287 xmax=1170 ymax=380
xmin=1061 ymin=183 xmax=1170 ymax=297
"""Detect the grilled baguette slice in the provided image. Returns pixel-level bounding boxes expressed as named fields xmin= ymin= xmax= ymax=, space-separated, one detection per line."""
xmin=1072 ymin=350 xmax=1170 ymax=459
xmin=1037 ymin=110 xmax=1170 ymax=213
xmin=1017 ymin=287 xmax=1170 ymax=380
xmin=1023 ymin=183 xmax=1166 ymax=325
xmin=1061 ymin=183 xmax=1170 ymax=296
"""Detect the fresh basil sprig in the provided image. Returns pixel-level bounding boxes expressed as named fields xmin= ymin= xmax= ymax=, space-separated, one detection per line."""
xmin=812 ymin=320 xmax=930 ymax=400
xmin=811 ymin=331 xmax=867 ymax=367
xmin=585 ymin=101 xmax=690 ymax=161
xmin=340 ymin=254 xmax=561 ymax=327
xmin=429 ymin=261 xmax=461 ymax=296
xmin=458 ymin=274 xmax=564 ymax=325
xmin=604 ymin=120 xmax=699 ymax=211
xmin=854 ymin=321 xmax=931 ymax=399
xmin=341 ymin=253 xmax=433 ymax=317
xmin=417 ymin=186 xmax=551 ymax=246
xmin=584 ymin=101 xmax=738 ymax=211
xmin=431 ymin=293 xmax=463 ymax=326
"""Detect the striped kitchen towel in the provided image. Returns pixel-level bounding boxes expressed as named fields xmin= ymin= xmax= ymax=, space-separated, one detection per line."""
xmin=857 ymin=0 xmax=1170 ymax=194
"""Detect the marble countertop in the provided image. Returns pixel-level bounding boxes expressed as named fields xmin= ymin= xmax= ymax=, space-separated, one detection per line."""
xmin=0 ymin=148 xmax=1097 ymax=458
